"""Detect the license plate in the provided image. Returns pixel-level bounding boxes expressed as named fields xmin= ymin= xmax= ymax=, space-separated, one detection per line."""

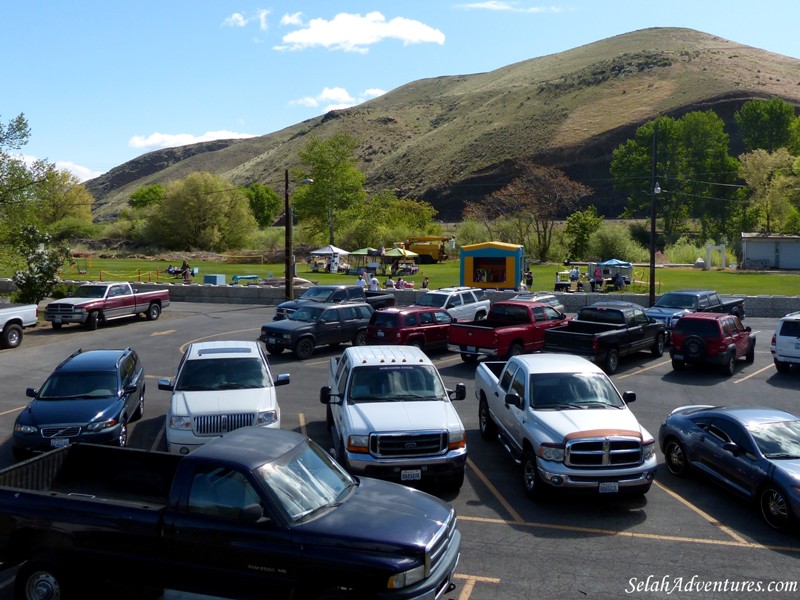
xmin=377 ymin=331 xmax=384 ymax=337
xmin=464 ymin=346 xmax=476 ymax=352
xmin=54 ymin=318 xmax=62 ymax=324
xmin=401 ymin=469 xmax=422 ymax=481
xmin=599 ymin=481 xmax=619 ymax=493
xmin=268 ymin=338 xmax=276 ymax=344
xmin=50 ymin=438 xmax=69 ymax=448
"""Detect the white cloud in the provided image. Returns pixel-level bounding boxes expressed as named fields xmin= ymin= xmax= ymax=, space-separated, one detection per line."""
xmin=128 ymin=130 xmax=257 ymax=151
xmin=222 ymin=9 xmax=270 ymax=31
xmin=280 ymin=12 xmax=304 ymax=26
xmin=455 ymin=2 xmax=566 ymax=13
xmin=289 ymin=87 xmax=387 ymax=111
xmin=275 ymin=11 xmax=445 ymax=53
xmin=56 ymin=161 xmax=103 ymax=182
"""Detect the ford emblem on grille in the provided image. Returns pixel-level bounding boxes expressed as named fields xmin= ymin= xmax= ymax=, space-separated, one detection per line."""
xmin=404 ymin=442 xmax=417 ymax=449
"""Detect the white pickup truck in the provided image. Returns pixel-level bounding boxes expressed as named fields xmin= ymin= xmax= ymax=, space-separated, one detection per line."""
xmin=320 ymin=345 xmax=468 ymax=490
xmin=0 ymin=303 xmax=38 ymax=349
xmin=476 ymin=354 xmax=657 ymax=498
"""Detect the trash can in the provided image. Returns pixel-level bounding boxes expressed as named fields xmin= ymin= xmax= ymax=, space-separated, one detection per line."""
xmin=203 ymin=274 xmax=226 ymax=285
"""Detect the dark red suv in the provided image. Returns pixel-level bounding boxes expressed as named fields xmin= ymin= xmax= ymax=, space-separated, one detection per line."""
xmin=366 ymin=306 xmax=454 ymax=352
xmin=669 ymin=312 xmax=756 ymax=376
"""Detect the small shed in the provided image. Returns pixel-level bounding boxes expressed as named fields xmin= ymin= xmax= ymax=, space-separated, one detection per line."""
xmin=741 ymin=233 xmax=800 ymax=270
xmin=460 ymin=241 xmax=524 ymax=290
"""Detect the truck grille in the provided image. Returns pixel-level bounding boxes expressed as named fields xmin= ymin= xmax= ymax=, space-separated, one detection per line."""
xmin=45 ymin=304 xmax=77 ymax=316
xmin=428 ymin=509 xmax=457 ymax=575
xmin=565 ymin=437 xmax=642 ymax=468
xmin=41 ymin=426 xmax=81 ymax=438
xmin=370 ymin=431 xmax=447 ymax=457
xmin=194 ymin=413 xmax=255 ymax=435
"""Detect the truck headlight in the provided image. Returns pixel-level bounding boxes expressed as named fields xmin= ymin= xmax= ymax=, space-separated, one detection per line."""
xmin=448 ymin=429 xmax=466 ymax=450
xmin=538 ymin=443 xmax=565 ymax=462
xmin=282 ymin=333 xmax=292 ymax=340
xmin=642 ymin=439 xmax=656 ymax=461
xmin=387 ymin=563 xmax=427 ymax=589
xmin=347 ymin=435 xmax=369 ymax=453
xmin=85 ymin=418 xmax=118 ymax=432
xmin=256 ymin=410 xmax=278 ymax=425
xmin=169 ymin=415 xmax=193 ymax=430
xmin=14 ymin=424 xmax=37 ymax=435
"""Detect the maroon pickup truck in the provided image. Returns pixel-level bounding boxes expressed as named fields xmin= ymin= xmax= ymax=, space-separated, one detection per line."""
xmin=44 ymin=282 xmax=170 ymax=330
xmin=447 ymin=300 xmax=569 ymax=363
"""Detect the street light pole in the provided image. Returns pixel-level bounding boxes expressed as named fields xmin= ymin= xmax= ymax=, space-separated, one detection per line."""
xmin=649 ymin=123 xmax=659 ymax=307
xmin=284 ymin=169 xmax=293 ymax=302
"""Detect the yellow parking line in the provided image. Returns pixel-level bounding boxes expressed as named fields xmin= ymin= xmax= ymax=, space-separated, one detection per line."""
xmin=299 ymin=412 xmax=307 ymax=436
xmin=0 ymin=407 xmax=24 ymax=417
xmin=616 ymin=359 xmax=671 ymax=379
xmin=466 ymin=458 xmax=525 ymax=523
xmin=734 ymin=363 xmax=773 ymax=383
xmin=454 ymin=573 xmax=501 ymax=599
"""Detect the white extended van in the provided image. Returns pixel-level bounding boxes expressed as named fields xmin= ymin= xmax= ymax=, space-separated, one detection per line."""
xmin=320 ymin=345 xmax=468 ymax=489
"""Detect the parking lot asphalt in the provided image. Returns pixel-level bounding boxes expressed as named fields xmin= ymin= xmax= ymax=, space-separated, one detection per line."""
xmin=0 ymin=302 xmax=798 ymax=600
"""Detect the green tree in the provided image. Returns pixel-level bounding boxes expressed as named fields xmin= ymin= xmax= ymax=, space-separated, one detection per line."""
xmin=739 ymin=148 xmax=795 ymax=233
xmin=11 ymin=225 xmax=73 ymax=304
xmin=565 ymin=205 xmax=603 ymax=260
xmin=129 ymin=184 xmax=164 ymax=209
xmin=146 ymin=172 xmax=257 ymax=251
xmin=37 ymin=169 xmax=94 ymax=225
xmin=292 ymin=133 xmax=366 ymax=245
xmin=735 ymin=97 xmax=796 ymax=153
xmin=245 ymin=183 xmax=282 ymax=228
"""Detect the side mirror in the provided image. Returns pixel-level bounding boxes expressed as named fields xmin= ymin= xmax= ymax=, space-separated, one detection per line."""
xmin=622 ymin=391 xmax=636 ymax=404
xmin=240 ymin=503 xmax=266 ymax=523
xmin=745 ymin=326 xmax=752 ymax=333
xmin=450 ymin=383 xmax=466 ymax=401
xmin=158 ymin=378 xmax=174 ymax=392
xmin=320 ymin=386 xmax=332 ymax=404
xmin=123 ymin=383 xmax=138 ymax=395
xmin=26 ymin=388 xmax=37 ymax=398
xmin=504 ymin=392 xmax=522 ymax=409
xmin=275 ymin=373 xmax=291 ymax=386
xmin=722 ymin=441 xmax=740 ymax=456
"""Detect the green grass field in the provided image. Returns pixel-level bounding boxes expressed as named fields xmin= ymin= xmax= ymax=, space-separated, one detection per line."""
xmin=9 ymin=256 xmax=798 ymax=297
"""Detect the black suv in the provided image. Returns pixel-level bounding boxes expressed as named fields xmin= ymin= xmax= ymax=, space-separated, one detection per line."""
xmin=260 ymin=302 xmax=374 ymax=359
xmin=12 ymin=347 xmax=145 ymax=460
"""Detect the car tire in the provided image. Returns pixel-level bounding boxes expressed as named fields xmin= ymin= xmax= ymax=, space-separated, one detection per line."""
xmin=146 ymin=303 xmax=161 ymax=321
xmin=51 ymin=322 xmax=63 ymax=330
xmin=445 ymin=467 xmax=465 ymax=491
xmin=1 ymin=324 xmax=23 ymax=349
xmin=723 ymin=351 xmax=736 ymax=376
xmin=479 ymin=396 xmax=497 ymax=441
xmin=684 ymin=335 xmax=705 ymax=359
xmin=671 ymin=358 xmax=685 ymax=371
xmin=86 ymin=311 xmax=100 ymax=331
xmin=522 ymin=448 xmax=545 ymax=500
xmin=11 ymin=447 xmax=30 ymax=462
xmin=760 ymin=485 xmax=792 ymax=531
xmin=15 ymin=557 xmax=70 ymax=600
xmin=603 ymin=348 xmax=620 ymax=374
xmin=336 ymin=438 xmax=349 ymax=470
xmin=745 ymin=343 xmax=755 ymax=364
xmin=115 ymin=420 xmax=128 ymax=447
xmin=326 ymin=404 xmax=333 ymax=431
xmin=409 ymin=338 xmax=423 ymax=350
xmin=352 ymin=330 xmax=367 ymax=347
xmin=774 ymin=359 xmax=791 ymax=374
xmin=132 ymin=392 xmax=145 ymax=422
xmin=293 ymin=338 xmax=315 ymax=360
xmin=460 ymin=353 xmax=478 ymax=364
xmin=506 ymin=343 xmax=523 ymax=360
xmin=266 ymin=344 xmax=284 ymax=355
xmin=651 ymin=333 xmax=665 ymax=357
xmin=664 ymin=439 xmax=689 ymax=476
xmin=475 ymin=311 xmax=487 ymax=321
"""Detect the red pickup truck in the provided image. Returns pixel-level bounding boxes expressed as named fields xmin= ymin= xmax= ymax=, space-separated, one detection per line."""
xmin=447 ymin=300 xmax=568 ymax=363
xmin=44 ymin=282 xmax=170 ymax=330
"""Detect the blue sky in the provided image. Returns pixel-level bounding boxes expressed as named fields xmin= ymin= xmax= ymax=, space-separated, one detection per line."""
xmin=5 ymin=1 xmax=800 ymax=182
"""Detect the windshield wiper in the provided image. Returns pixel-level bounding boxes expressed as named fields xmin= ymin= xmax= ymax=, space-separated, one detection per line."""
xmin=764 ymin=453 xmax=800 ymax=459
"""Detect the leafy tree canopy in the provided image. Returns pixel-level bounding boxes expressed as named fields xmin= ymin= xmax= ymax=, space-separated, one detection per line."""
xmin=735 ymin=97 xmax=796 ymax=153
xmin=245 ymin=182 xmax=282 ymax=228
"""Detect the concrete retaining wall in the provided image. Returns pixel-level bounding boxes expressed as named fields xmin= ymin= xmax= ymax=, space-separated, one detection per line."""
xmin=2 ymin=279 xmax=798 ymax=318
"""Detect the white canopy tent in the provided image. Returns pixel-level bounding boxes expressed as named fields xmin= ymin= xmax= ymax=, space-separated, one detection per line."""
xmin=309 ymin=245 xmax=350 ymax=257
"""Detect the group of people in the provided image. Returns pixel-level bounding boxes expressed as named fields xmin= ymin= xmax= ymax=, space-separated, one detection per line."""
xmin=166 ymin=260 xmax=193 ymax=283
xmin=356 ymin=273 xmax=429 ymax=291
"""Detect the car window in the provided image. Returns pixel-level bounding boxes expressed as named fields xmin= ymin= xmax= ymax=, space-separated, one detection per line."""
xmin=339 ymin=306 xmax=356 ymax=321
xmin=414 ymin=293 xmax=447 ymax=308
xmin=346 ymin=287 xmax=363 ymax=300
xmin=499 ymin=363 xmax=518 ymax=393
xmin=543 ymin=306 xmax=561 ymax=320
xmin=510 ymin=367 xmax=526 ymax=398
xmin=461 ymin=292 xmax=475 ymax=305
xmin=711 ymin=418 xmax=755 ymax=454
xmin=532 ymin=306 xmax=545 ymax=321
xmin=473 ymin=289 xmax=487 ymax=301
xmin=337 ymin=362 xmax=350 ymax=396
xmin=697 ymin=295 xmax=710 ymax=308
xmin=447 ymin=294 xmax=463 ymax=308
xmin=779 ymin=320 xmax=800 ymax=337
xmin=419 ymin=311 xmax=434 ymax=325
xmin=405 ymin=313 xmax=419 ymax=326
xmin=633 ymin=309 xmax=648 ymax=326
xmin=321 ymin=309 xmax=340 ymax=323
xmin=356 ymin=305 xmax=372 ymax=319
xmin=121 ymin=355 xmax=135 ymax=386
xmin=673 ymin=318 xmax=720 ymax=337
xmin=331 ymin=290 xmax=346 ymax=302
xmin=721 ymin=319 xmax=733 ymax=337
xmin=434 ymin=311 xmax=452 ymax=324
xmin=188 ymin=466 xmax=261 ymax=520
xmin=176 ymin=357 xmax=271 ymax=391
xmin=733 ymin=318 xmax=745 ymax=334
xmin=372 ymin=312 xmax=398 ymax=328
xmin=39 ymin=371 xmax=119 ymax=399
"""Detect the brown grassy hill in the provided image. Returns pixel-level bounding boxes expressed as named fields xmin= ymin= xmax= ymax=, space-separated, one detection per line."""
xmin=86 ymin=27 xmax=800 ymax=222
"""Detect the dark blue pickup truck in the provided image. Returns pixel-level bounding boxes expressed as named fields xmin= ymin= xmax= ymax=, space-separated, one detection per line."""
xmin=645 ymin=289 xmax=745 ymax=339
xmin=0 ymin=427 xmax=461 ymax=600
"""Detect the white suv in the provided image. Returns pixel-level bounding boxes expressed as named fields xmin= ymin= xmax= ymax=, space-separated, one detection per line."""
xmin=158 ymin=340 xmax=290 ymax=454
xmin=771 ymin=312 xmax=800 ymax=373
xmin=413 ymin=286 xmax=491 ymax=322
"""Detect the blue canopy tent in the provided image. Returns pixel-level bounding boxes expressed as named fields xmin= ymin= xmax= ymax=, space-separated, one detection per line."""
xmin=589 ymin=259 xmax=633 ymax=291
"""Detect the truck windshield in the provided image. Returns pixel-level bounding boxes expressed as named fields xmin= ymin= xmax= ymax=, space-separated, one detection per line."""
xmin=257 ymin=440 xmax=355 ymax=522
xmin=348 ymin=365 xmax=446 ymax=401
xmin=289 ymin=306 xmax=325 ymax=322
xmin=298 ymin=287 xmax=335 ymax=302
xmin=654 ymin=294 xmax=698 ymax=310
xmin=529 ymin=372 xmax=624 ymax=409
xmin=413 ymin=293 xmax=447 ymax=308
xmin=175 ymin=357 xmax=271 ymax=391
xmin=72 ymin=285 xmax=110 ymax=298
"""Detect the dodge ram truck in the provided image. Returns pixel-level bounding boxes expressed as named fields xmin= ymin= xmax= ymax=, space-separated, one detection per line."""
xmin=476 ymin=353 xmax=657 ymax=498
xmin=320 ymin=345 xmax=468 ymax=489
xmin=0 ymin=427 xmax=461 ymax=600
xmin=447 ymin=300 xmax=569 ymax=363
xmin=273 ymin=284 xmax=395 ymax=320
xmin=645 ymin=289 xmax=746 ymax=338
xmin=0 ymin=303 xmax=38 ymax=349
xmin=44 ymin=281 xmax=170 ymax=330
xmin=542 ymin=301 xmax=666 ymax=374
